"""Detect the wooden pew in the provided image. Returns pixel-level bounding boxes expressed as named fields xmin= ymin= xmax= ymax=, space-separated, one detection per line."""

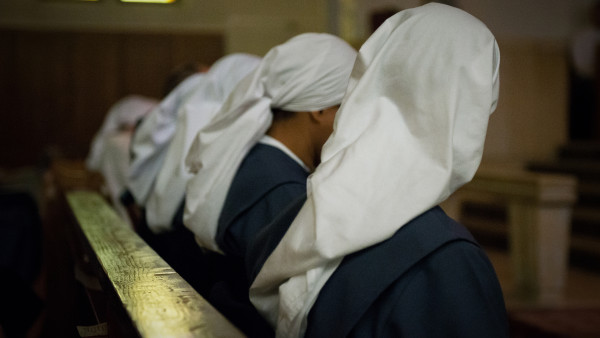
xmin=42 ymin=159 xmax=244 ymax=337
xmin=65 ymin=190 xmax=244 ymax=337
xmin=442 ymin=166 xmax=577 ymax=304
xmin=40 ymin=159 xmax=107 ymax=336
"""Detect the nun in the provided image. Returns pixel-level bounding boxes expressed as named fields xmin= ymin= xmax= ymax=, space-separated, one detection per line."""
xmin=145 ymin=53 xmax=261 ymax=234
xmin=86 ymin=95 xmax=157 ymax=222
xmin=138 ymin=54 xmax=260 ymax=294
xmin=183 ymin=33 xmax=356 ymax=336
xmin=86 ymin=95 xmax=157 ymax=173
xmin=126 ymin=69 xmax=207 ymax=209
xmin=247 ymin=3 xmax=508 ymax=338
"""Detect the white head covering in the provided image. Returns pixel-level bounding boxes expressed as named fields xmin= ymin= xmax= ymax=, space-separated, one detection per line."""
xmin=86 ymin=95 xmax=158 ymax=171
xmin=145 ymin=54 xmax=261 ymax=233
xmin=249 ymin=4 xmax=501 ymax=337
xmin=184 ymin=33 xmax=357 ymax=252
xmin=126 ymin=72 xmax=207 ymax=205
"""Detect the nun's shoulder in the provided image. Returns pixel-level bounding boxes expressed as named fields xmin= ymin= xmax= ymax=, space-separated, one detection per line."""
xmin=346 ymin=239 xmax=508 ymax=338
xmin=306 ymin=207 xmax=508 ymax=338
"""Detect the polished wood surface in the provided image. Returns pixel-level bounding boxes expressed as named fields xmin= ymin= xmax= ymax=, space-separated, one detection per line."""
xmin=0 ymin=29 xmax=223 ymax=167
xmin=66 ymin=190 xmax=244 ymax=337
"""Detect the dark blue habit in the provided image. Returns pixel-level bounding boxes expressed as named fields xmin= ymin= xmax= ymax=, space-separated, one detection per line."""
xmin=216 ymin=142 xmax=309 ymax=259
xmin=209 ymin=142 xmax=309 ymax=338
xmin=247 ymin=198 xmax=509 ymax=338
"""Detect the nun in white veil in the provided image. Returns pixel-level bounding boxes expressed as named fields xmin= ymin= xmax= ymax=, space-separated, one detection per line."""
xmin=145 ymin=54 xmax=261 ymax=234
xmin=86 ymin=95 xmax=157 ymax=172
xmin=126 ymin=72 xmax=207 ymax=206
xmin=182 ymin=33 xmax=356 ymax=337
xmin=184 ymin=33 xmax=357 ymax=254
xmin=85 ymin=95 xmax=157 ymax=223
xmin=247 ymin=3 xmax=507 ymax=337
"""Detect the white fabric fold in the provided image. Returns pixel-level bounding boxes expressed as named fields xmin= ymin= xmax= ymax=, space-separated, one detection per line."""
xmin=86 ymin=95 xmax=157 ymax=171
xmin=127 ymin=73 xmax=207 ymax=205
xmin=145 ymin=54 xmax=261 ymax=233
xmin=95 ymin=131 xmax=135 ymax=226
xmin=249 ymin=4 xmax=501 ymax=337
xmin=259 ymin=135 xmax=310 ymax=172
xmin=184 ymin=33 xmax=357 ymax=252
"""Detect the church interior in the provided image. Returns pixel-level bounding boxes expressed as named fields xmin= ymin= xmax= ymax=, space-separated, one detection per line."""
xmin=1 ymin=0 xmax=600 ymax=337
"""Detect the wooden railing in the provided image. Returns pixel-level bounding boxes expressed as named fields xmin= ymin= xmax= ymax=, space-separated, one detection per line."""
xmin=442 ymin=166 xmax=578 ymax=304
xmin=44 ymin=159 xmax=244 ymax=337
xmin=65 ymin=190 xmax=244 ymax=337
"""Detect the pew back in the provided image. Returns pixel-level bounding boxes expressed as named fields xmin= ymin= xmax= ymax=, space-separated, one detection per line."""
xmin=66 ymin=190 xmax=244 ymax=337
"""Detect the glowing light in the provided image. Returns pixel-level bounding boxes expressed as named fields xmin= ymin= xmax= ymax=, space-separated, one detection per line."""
xmin=120 ymin=0 xmax=176 ymax=3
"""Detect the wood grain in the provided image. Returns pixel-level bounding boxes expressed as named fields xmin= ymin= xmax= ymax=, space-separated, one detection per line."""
xmin=66 ymin=190 xmax=244 ymax=338
xmin=0 ymin=29 xmax=223 ymax=167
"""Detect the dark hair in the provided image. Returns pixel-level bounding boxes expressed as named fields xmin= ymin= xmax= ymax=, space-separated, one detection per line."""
xmin=162 ymin=62 xmax=202 ymax=98
xmin=370 ymin=8 xmax=400 ymax=33
xmin=271 ymin=108 xmax=297 ymax=122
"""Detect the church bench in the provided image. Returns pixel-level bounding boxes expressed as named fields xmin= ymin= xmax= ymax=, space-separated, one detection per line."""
xmin=442 ymin=166 xmax=577 ymax=304
xmin=64 ymin=189 xmax=244 ymax=337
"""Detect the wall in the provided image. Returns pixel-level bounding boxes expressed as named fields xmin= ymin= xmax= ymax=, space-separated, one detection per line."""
xmin=348 ymin=0 xmax=592 ymax=165
xmin=0 ymin=0 xmax=329 ymax=55
xmin=0 ymin=29 xmax=223 ymax=167
xmin=0 ymin=0 xmax=226 ymax=32
xmin=459 ymin=0 xmax=593 ymax=40
xmin=484 ymin=38 xmax=569 ymax=164
xmin=459 ymin=0 xmax=586 ymax=164
xmin=223 ymin=0 xmax=328 ymax=55
xmin=0 ymin=0 xmax=330 ymax=167
xmin=0 ymin=0 xmax=596 ymax=167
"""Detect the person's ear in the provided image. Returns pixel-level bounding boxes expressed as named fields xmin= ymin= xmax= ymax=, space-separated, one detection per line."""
xmin=309 ymin=106 xmax=340 ymax=126
xmin=308 ymin=110 xmax=324 ymax=124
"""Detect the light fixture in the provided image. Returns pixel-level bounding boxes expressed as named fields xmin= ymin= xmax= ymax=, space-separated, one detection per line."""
xmin=120 ymin=0 xmax=176 ymax=3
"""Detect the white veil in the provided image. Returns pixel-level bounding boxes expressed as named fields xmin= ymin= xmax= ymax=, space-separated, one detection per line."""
xmin=184 ymin=33 xmax=357 ymax=252
xmin=145 ymin=54 xmax=261 ymax=233
xmin=127 ymin=73 xmax=207 ymax=205
xmin=250 ymin=4 xmax=501 ymax=337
